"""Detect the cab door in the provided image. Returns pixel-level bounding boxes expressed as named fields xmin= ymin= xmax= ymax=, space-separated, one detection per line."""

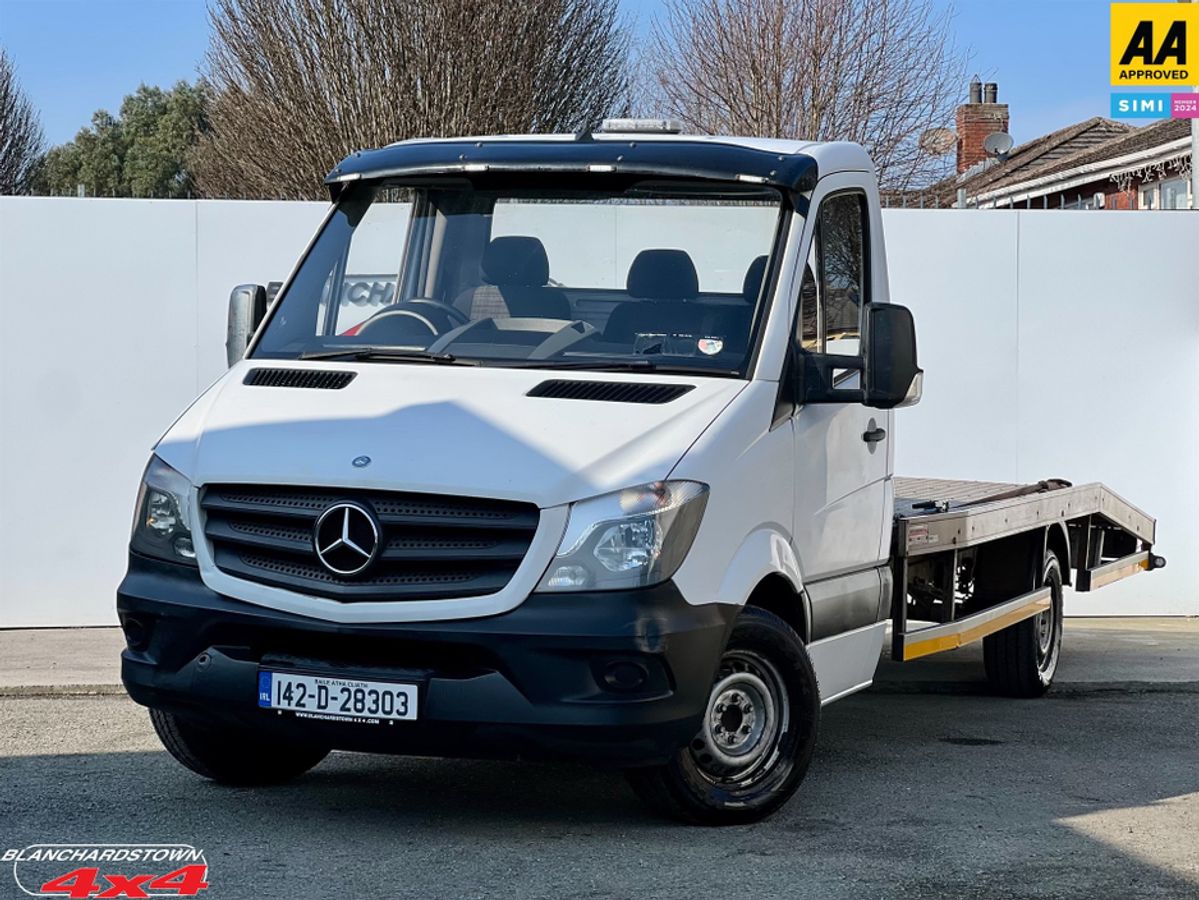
xmin=789 ymin=180 xmax=891 ymax=585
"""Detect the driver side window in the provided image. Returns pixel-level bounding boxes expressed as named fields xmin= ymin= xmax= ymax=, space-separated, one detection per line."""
xmin=795 ymin=191 xmax=868 ymax=356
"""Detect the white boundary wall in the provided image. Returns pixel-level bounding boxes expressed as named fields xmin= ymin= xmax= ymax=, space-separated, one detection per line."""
xmin=0 ymin=198 xmax=1195 ymax=626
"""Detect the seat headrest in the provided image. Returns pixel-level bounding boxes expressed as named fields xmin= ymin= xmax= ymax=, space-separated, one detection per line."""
xmin=742 ymin=255 xmax=768 ymax=303
xmin=481 ymin=236 xmax=550 ymax=286
xmin=626 ymin=249 xmax=699 ymax=300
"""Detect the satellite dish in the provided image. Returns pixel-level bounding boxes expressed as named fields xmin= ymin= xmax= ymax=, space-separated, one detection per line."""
xmin=983 ymin=132 xmax=1014 ymax=158
xmin=919 ymin=127 xmax=957 ymax=156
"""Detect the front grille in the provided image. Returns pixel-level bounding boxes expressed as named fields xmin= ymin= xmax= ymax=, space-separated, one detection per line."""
xmin=201 ymin=485 xmax=539 ymax=602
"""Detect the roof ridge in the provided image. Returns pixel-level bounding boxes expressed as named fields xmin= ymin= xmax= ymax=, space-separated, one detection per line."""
xmin=1016 ymin=116 xmax=1192 ymax=185
xmin=963 ymin=117 xmax=1133 ymax=193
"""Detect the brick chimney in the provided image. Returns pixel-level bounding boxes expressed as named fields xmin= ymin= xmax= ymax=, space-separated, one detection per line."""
xmin=956 ymin=77 xmax=1009 ymax=174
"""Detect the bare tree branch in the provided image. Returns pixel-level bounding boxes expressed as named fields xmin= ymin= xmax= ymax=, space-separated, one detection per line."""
xmin=194 ymin=0 xmax=631 ymax=199
xmin=651 ymin=0 xmax=966 ymax=191
xmin=0 ymin=49 xmax=45 ymax=195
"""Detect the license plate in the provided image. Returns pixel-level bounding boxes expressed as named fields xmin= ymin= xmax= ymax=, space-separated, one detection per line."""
xmin=258 ymin=671 xmax=418 ymax=722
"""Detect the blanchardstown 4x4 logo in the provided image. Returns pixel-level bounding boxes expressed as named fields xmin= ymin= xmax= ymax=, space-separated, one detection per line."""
xmin=3 ymin=845 xmax=209 ymax=897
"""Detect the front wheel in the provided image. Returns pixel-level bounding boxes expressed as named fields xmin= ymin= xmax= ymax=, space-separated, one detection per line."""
xmin=983 ymin=550 xmax=1064 ymax=697
xmin=625 ymin=606 xmax=821 ymax=825
xmin=150 ymin=709 xmax=329 ymax=785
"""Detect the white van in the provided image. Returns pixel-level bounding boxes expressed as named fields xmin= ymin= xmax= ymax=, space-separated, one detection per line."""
xmin=119 ymin=123 xmax=1162 ymax=823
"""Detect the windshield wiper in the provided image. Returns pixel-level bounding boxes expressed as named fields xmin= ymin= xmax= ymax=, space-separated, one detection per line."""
xmin=299 ymin=348 xmax=478 ymax=365
xmin=497 ymin=358 xmax=738 ymax=376
xmin=299 ymin=349 xmax=734 ymax=375
xmin=499 ymin=358 xmax=658 ymax=370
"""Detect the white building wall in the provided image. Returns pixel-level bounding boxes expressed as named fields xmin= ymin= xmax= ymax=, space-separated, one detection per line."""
xmin=0 ymin=198 xmax=1194 ymax=626
xmin=0 ymin=198 xmax=327 ymax=627
xmin=885 ymin=210 xmax=1199 ymax=617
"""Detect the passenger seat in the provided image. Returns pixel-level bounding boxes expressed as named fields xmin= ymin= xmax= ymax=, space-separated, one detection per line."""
xmin=742 ymin=255 xmax=767 ymax=304
xmin=603 ymin=249 xmax=700 ymax=343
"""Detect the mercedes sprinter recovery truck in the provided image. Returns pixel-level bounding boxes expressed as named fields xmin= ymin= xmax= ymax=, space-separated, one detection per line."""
xmin=118 ymin=121 xmax=1165 ymax=824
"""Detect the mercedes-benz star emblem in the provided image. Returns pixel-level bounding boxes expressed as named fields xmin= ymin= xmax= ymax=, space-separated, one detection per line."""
xmin=313 ymin=502 xmax=381 ymax=576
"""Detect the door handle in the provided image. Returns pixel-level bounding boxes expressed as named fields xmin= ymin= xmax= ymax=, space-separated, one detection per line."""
xmin=862 ymin=426 xmax=887 ymax=443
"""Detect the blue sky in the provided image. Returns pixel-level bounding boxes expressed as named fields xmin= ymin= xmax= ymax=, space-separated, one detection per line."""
xmin=0 ymin=0 xmax=1116 ymax=147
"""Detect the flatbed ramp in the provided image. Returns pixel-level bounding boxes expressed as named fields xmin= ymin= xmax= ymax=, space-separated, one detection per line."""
xmin=889 ymin=476 xmax=1160 ymax=660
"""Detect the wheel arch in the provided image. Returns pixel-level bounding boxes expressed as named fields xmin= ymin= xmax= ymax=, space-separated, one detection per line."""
xmin=1045 ymin=522 xmax=1072 ymax=586
xmin=692 ymin=526 xmax=808 ymax=634
xmin=745 ymin=573 xmax=811 ymax=644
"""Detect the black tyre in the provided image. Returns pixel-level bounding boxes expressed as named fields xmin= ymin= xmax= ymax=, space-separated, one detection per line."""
xmin=626 ymin=606 xmax=820 ymax=825
xmin=150 ymin=709 xmax=329 ymax=785
xmin=983 ymin=550 xmax=1064 ymax=698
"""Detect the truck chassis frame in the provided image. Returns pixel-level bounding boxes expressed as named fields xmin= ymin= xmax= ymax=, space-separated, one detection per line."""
xmin=890 ymin=477 xmax=1161 ymax=661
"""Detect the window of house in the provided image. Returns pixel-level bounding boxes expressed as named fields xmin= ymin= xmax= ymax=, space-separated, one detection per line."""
xmin=1161 ymin=178 xmax=1189 ymax=210
xmin=797 ymin=192 xmax=867 ymax=356
xmin=1139 ymin=177 xmax=1191 ymax=210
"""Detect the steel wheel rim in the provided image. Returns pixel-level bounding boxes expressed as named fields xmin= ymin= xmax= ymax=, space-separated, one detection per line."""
xmin=1035 ymin=608 xmax=1054 ymax=659
xmin=1036 ymin=567 xmax=1061 ymax=672
xmin=690 ymin=649 xmax=788 ymax=785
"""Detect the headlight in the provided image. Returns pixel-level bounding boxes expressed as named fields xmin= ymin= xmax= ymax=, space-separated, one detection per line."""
xmin=538 ymin=481 xmax=708 ymax=592
xmin=130 ymin=455 xmax=197 ymax=565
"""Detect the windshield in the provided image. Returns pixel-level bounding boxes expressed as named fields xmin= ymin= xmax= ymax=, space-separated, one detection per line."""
xmin=252 ymin=180 xmax=786 ymax=375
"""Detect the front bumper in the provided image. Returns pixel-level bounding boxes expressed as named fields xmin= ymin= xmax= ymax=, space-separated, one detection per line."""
xmin=117 ymin=553 xmax=735 ymax=767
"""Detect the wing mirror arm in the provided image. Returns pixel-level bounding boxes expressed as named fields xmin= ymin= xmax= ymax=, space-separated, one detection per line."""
xmin=796 ymin=352 xmax=867 ymax=404
xmin=793 ymin=302 xmax=922 ymax=409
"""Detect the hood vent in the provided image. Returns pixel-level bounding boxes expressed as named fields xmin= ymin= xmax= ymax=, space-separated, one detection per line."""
xmin=527 ymin=379 xmax=694 ymax=404
xmin=244 ymin=368 xmax=356 ymax=390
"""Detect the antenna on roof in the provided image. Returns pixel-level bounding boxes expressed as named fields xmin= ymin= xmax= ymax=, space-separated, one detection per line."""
xmin=983 ymin=131 xmax=1014 ymax=160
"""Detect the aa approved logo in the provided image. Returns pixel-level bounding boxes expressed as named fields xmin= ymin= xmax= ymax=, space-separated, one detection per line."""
xmin=1111 ymin=2 xmax=1199 ymax=85
xmin=3 ymin=845 xmax=209 ymax=897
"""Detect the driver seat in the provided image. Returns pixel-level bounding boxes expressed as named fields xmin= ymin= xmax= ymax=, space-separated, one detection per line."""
xmin=453 ymin=236 xmax=571 ymax=321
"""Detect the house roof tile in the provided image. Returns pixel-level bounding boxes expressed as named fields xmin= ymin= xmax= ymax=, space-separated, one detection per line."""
xmin=925 ymin=117 xmax=1132 ymax=200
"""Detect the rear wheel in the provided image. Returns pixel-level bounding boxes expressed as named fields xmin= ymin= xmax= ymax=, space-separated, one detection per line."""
xmin=983 ymin=550 xmax=1064 ymax=697
xmin=625 ymin=606 xmax=820 ymax=825
xmin=150 ymin=709 xmax=329 ymax=785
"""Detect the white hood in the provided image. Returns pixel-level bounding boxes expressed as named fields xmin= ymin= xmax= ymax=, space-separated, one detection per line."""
xmin=155 ymin=361 xmax=747 ymax=508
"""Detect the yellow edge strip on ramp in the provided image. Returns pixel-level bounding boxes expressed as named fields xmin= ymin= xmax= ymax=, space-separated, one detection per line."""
xmin=901 ymin=595 xmax=1052 ymax=661
xmin=1087 ymin=556 xmax=1151 ymax=591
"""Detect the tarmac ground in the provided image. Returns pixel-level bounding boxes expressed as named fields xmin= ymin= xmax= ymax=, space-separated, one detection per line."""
xmin=1 ymin=618 xmax=1196 ymax=900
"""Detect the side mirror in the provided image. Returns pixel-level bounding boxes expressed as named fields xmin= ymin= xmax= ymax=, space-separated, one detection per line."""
xmin=793 ymin=301 xmax=922 ymax=408
xmin=863 ymin=302 xmax=922 ymax=409
xmin=226 ymin=284 xmax=268 ymax=368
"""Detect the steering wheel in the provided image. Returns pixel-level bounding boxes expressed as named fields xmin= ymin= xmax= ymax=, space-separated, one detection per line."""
xmin=355 ymin=297 xmax=468 ymax=339
xmin=407 ymin=298 xmax=469 ymax=328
